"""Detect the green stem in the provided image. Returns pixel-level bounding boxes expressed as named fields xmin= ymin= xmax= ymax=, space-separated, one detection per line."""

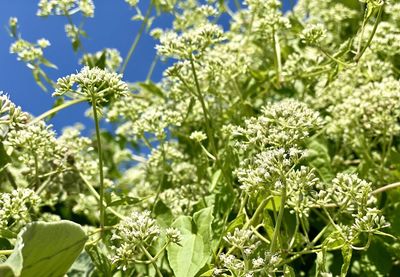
xmin=139 ymin=244 xmax=163 ymax=277
xmin=372 ymin=182 xmax=400 ymax=195
xmin=78 ymin=171 xmax=125 ymax=219
xmin=91 ymin=96 xmax=105 ymax=233
xmin=189 ymin=55 xmax=217 ymax=157
xmin=270 ymin=183 xmax=287 ymax=253
xmin=33 ymin=152 xmax=40 ymax=189
xmin=30 ymin=98 xmax=87 ymax=125
xmin=354 ymin=5 xmax=383 ymax=62
xmin=120 ymin=1 xmax=154 ymax=75
xmin=244 ymin=197 xmax=270 ymax=229
xmin=146 ymin=55 xmax=159 ymax=81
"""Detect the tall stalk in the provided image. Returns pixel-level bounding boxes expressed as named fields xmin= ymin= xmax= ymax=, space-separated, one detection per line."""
xmin=91 ymin=95 xmax=105 ymax=234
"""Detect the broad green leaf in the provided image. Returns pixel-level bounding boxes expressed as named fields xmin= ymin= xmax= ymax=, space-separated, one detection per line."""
xmin=167 ymin=207 xmax=213 ymax=277
xmin=0 ymin=220 xmax=87 ymax=277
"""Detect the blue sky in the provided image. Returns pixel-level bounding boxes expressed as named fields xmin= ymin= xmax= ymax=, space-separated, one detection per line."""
xmin=0 ymin=1 xmax=294 ymax=134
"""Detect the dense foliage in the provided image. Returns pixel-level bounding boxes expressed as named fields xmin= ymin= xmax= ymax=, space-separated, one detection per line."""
xmin=1 ymin=0 xmax=400 ymax=276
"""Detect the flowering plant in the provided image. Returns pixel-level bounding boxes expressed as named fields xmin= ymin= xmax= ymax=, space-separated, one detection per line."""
xmin=1 ymin=0 xmax=400 ymax=276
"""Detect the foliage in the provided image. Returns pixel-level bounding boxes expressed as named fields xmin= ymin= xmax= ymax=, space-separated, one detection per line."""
xmin=1 ymin=0 xmax=400 ymax=276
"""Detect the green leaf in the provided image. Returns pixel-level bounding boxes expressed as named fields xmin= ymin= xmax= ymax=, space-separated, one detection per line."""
xmin=0 ymin=142 xmax=10 ymax=170
xmin=0 ymin=220 xmax=87 ymax=277
xmin=32 ymin=68 xmax=47 ymax=92
xmin=94 ymin=51 xmax=107 ymax=70
xmin=323 ymin=231 xmax=345 ymax=249
xmin=40 ymin=57 xmax=58 ymax=69
xmin=225 ymin=214 xmax=245 ymax=234
xmin=137 ymin=82 xmax=164 ymax=99
xmin=167 ymin=207 xmax=213 ymax=277
xmin=284 ymin=265 xmax=296 ymax=277
xmin=85 ymin=244 xmax=111 ymax=276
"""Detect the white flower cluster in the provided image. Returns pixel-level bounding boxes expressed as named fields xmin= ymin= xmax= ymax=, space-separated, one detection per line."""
xmin=111 ymin=210 xmax=181 ymax=270
xmin=236 ymin=148 xmax=304 ymax=195
xmin=241 ymin=0 xmax=291 ymax=39
xmin=37 ymin=0 xmax=94 ymax=17
xmin=286 ymin=166 xmax=320 ymax=218
xmin=315 ymin=173 xmax=389 ymax=239
xmin=10 ymin=38 xmax=50 ymax=63
xmin=156 ymin=23 xmax=224 ymax=59
xmin=326 ymin=77 xmax=400 ymax=144
xmin=4 ymin=122 xmax=67 ymax=183
xmin=0 ymin=188 xmax=41 ymax=231
xmin=112 ymin=210 xmax=160 ymax=247
xmin=107 ymin=92 xmax=188 ymax=140
xmin=232 ymin=99 xmax=323 ymax=150
xmin=173 ymin=4 xmax=219 ymax=31
xmin=54 ymin=66 xmax=129 ymax=104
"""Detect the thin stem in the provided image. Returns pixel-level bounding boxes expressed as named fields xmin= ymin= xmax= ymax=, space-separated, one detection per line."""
xmin=139 ymin=244 xmax=163 ymax=277
xmin=189 ymin=55 xmax=217 ymax=157
xmin=288 ymin=213 xmax=300 ymax=249
xmin=146 ymin=55 xmax=159 ymax=81
xmin=244 ymin=197 xmax=270 ymax=229
xmin=33 ymin=153 xmax=40 ymax=189
xmin=354 ymin=5 xmax=383 ymax=62
xmin=30 ymin=98 xmax=87 ymax=125
xmin=78 ymin=171 xmax=125 ymax=219
xmin=272 ymin=28 xmax=282 ymax=86
xmin=270 ymin=183 xmax=287 ymax=253
xmin=372 ymin=182 xmax=400 ymax=195
xmin=91 ymin=96 xmax=105 ymax=233
xmin=120 ymin=1 xmax=154 ymax=75
xmin=318 ymin=46 xmax=351 ymax=67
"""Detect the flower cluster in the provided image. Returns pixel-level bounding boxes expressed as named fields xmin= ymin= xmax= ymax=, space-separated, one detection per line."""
xmin=231 ymin=99 xmax=323 ymax=150
xmin=111 ymin=210 xmax=181 ymax=270
xmin=37 ymin=0 xmax=95 ymax=17
xmin=54 ymin=66 xmax=129 ymax=104
xmin=0 ymin=188 xmax=41 ymax=232
xmin=156 ymin=23 xmax=225 ymax=59
xmin=10 ymin=38 xmax=51 ymax=64
xmin=236 ymin=148 xmax=304 ymax=195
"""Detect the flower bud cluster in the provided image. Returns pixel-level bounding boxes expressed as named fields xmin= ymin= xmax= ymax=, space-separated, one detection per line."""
xmin=0 ymin=93 xmax=30 ymax=137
